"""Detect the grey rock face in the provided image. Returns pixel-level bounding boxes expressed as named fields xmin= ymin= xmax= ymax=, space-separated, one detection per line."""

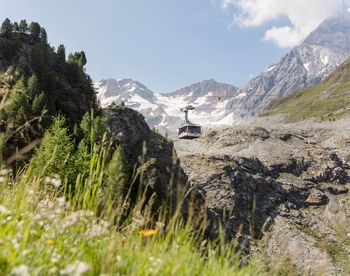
xmin=175 ymin=125 xmax=350 ymax=274
xmin=104 ymin=106 xmax=187 ymax=210
xmin=226 ymin=11 xmax=350 ymax=120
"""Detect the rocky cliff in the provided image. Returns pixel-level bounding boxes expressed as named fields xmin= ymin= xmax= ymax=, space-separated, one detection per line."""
xmin=104 ymin=105 xmax=187 ymax=210
xmin=175 ymin=125 xmax=350 ymax=274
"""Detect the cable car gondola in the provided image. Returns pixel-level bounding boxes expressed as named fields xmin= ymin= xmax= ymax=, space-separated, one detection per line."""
xmin=178 ymin=105 xmax=202 ymax=139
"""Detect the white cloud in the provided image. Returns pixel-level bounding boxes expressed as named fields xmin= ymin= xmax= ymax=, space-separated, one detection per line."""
xmin=220 ymin=0 xmax=350 ymax=48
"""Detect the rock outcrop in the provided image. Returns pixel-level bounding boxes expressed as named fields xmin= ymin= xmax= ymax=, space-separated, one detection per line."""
xmin=175 ymin=125 xmax=350 ymax=274
xmin=104 ymin=105 xmax=187 ymax=210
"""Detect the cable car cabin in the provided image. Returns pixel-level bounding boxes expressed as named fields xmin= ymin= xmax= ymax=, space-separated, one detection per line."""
xmin=178 ymin=124 xmax=201 ymax=139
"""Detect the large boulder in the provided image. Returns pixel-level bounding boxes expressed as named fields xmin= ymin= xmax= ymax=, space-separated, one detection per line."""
xmin=104 ymin=106 xmax=187 ymax=211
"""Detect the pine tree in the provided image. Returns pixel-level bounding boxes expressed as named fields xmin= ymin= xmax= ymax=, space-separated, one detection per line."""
xmin=12 ymin=22 xmax=19 ymax=32
xmin=79 ymin=51 xmax=87 ymax=67
xmin=80 ymin=112 xmax=107 ymax=150
xmin=57 ymin=44 xmax=66 ymax=62
xmin=29 ymin=22 xmax=41 ymax=38
xmin=30 ymin=116 xmax=74 ymax=181
xmin=27 ymin=74 xmax=41 ymax=98
xmin=19 ymin=19 xmax=28 ymax=33
xmin=105 ymin=147 xmax=130 ymax=204
xmin=1 ymin=18 xmax=12 ymax=36
xmin=56 ymin=44 xmax=66 ymax=72
xmin=2 ymin=77 xmax=31 ymax=126
xmin=32 ymin=91 xmax=46 ymax=114
xmin=40 ymin=27 xmax=47 ymax=44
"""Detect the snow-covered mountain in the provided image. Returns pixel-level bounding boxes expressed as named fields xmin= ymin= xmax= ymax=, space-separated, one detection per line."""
xmin=223 ymin=10 xmax=350 ymax=121
xmin=95 ymin=79 xmax=239 ymax=135
xmin=97 ymin=11 xmax=350 ymax=133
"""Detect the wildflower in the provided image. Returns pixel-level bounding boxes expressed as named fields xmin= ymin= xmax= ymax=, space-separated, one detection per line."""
xmin=51 ymin=252 xmax=61 ymax=264
xmin=0 ymin=205 xmax=8 ymax=214
xmin=45 ymin=175 xmax=62 ymax=188
xmin=10 ymin=264 xmax=30 ymax=276
xmin=46 ymin=239 xmax=55 ymax=246
xmin=60 ymin=261 xmax=90 ymax=276
xmin=60 ymin=210 xmax=93 ymax=232
xmin=56 ymin=197 xmax=67 ymax=207
xmin=11 ymin=238 xmax=20 ymax=249
xmin=48 ymin=267 xmax=58 ymax=274
xmin=139 ymin=229 xmax=157 ymax=237
xmin=149 ymin=256 xmax=162 ymax=265
xmin=86 ymin=220 xmax=109 ymax=238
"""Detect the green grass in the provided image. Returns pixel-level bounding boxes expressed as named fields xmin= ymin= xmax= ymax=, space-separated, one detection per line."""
xmin=0 ymin=152 xmax=276 ymax=276
xmin=263 ymin=59 xmax=350 ymax=122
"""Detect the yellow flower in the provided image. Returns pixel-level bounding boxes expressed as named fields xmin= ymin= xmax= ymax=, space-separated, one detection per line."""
xmin=46 ymin=239 xmax=55 ymax=246
xmin=139 ymin=229 xmax=157 ymax=237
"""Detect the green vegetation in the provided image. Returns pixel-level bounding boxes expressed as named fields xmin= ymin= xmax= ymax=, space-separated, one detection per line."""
xmin=0 ymin=20 xmax=294 ymax=275
xmin=0 ymin=114 xmax=276 ymax=275
xmin=263 ymin=58 xmax=350 ymax=122
xmin=0 ymin=20 xmax=98 ymax=166
xmin=0 ymin=18 xmax=12 ymax=37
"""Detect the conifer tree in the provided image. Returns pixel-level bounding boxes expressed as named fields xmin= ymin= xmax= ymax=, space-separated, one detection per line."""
xmin=27 ymin=74 xmax=41 ymax=98
xmin=12 ymin=22 xmax=19 ymax=32
xmin=57 ymin=44 xmax=66 ymax=62
xmin=31 ymin=116 xmax=74 ymax=181
xmin=105 ymin=146 xmax=130 ymax=203
xmin=29 ymin=22 xmax=41 ymax=38
xmin=80 ymin=112 xmax=107 ymax=150
xmin=2 ymin=77 xmax=31 ymax=126
xmin=32 ymin=92 xmax=46 ymax=114
xmin=1 ymin=18 xmax=12 ymax=36
xmin=40 ymin=27 xmax=47 ymax=43
xmin=56 ymin=44 xmax=66 ymax=72
xmin=19 ymin=19 xmax=28 ymax=33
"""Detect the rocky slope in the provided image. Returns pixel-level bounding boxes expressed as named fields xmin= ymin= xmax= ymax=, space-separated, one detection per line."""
xmin=225 ymin=11 xmax=350 ymax=122
xmin=175 ymin=124 xmax=350 ymax=274
xmin=95 ymin=79 xmax=239 ymax=135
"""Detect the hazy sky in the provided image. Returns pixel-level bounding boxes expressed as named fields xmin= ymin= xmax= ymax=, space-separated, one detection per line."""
xmin=1 ymin=0 xmax=348 ymax=92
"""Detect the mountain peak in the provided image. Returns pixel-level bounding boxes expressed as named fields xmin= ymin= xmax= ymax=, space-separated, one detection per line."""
xmin=303 ymin=10 xmax=350 ymax=54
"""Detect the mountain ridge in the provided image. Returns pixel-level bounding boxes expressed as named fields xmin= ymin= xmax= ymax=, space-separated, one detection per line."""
xmin=97 ymin=11 xmax=350 ymax=134
xmin=225 ymin=10 xmax=350 ymax=121
xmin=95 ymin=78 xmax=240 ymax=135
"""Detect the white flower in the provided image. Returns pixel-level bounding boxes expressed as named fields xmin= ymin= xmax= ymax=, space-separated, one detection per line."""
xmin=10 ymin=264 xmax=30 ymax=276
xmin=0 ymin=205 xmax=8 ymax=214
xmin=86 ymin=220 xmax=109 ymax=238
xmin=45 ymin=176 xmax=62 ymax=188
xmin=60 ymin=261 xmax=90 ymax=276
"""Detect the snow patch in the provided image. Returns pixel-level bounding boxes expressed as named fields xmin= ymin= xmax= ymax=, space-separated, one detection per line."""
xmin=235 ymin=93 xmax=247 ymax=99
xmin=321 ymin=55 xmax=329 ymax=66
xmin=266 ymin=66 xmax=276 ymax=72
xmin=304 ymin=62 xmax=311 ymax=71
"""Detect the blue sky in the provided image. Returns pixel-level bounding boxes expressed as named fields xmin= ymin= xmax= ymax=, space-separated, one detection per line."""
xmin=0 ymin=0 xmax=308 ymax=92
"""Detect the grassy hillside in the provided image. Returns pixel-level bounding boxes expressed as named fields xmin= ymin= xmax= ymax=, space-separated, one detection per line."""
xmin=263 ymin=58 xmax=350 ymax=122
xmin=0 ymin=116 xmax=291 ymax=276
